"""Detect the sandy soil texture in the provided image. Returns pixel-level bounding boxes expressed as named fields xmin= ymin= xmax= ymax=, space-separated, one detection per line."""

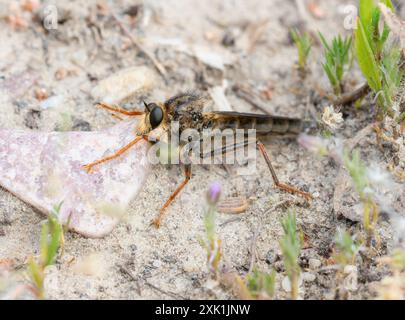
xmin=0 ymin=0 xmax=404 ymax=300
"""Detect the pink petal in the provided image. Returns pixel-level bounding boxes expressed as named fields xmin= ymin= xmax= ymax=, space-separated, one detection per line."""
xmin=0 ymin=118 xmax=150 ymax=238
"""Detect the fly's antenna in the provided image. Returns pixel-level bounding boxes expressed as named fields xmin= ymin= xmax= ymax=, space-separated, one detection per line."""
xmin=143 ymin=101 xmax=151 ymax=112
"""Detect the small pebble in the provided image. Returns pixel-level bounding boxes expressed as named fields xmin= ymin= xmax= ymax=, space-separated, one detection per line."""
xmin=343 ymin=265 xmax=358 ymax=291
xmin=183 ymin=258 xmax=200 ymax=273
xmin=302 ymin=272 xmax=316 ymax=282
xmin=222 ymin=31 xmax=235 ymax=47
xmin=72 ymin=119 xmax=91 ymax=131
xmin=282 ymin=275 xmax=303 ymax=293
xmin=40 ymin=95 xmax=64 ymax=109
xmin=71 ymin=51 xmax=88 ymax=67
xmin=282 ymin=276 xmax=291 ymax=292
xmin=274 ymin=261 xmax=285 ymax=272
xmin=308 ymin=258 xmax=321 ymax=270
xmin=265 ymin=250 xmax=276 ymax=265
xmin=152 ymin=260 xmax=162 ymax=268
xmin=91 ymin=66 xmax=155 ymax=104
xmin=55 ymin=68 xmax=68 ymax=81
xmin=24 ymin=109 xmax=41 ymax=129
xmin=129 ymin=244 xmax=137 ymax=255
xmin=35 ymin=88 xmax=48 ymax=101
xmin=204 ymin=279 xmax=219 ymax=291
xmin=21 ymin=0 xmax=40 ymax=12
xmin=55 ymin=68 xmax=77 ymax=80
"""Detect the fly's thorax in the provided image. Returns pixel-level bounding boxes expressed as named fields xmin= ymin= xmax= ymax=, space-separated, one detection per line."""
xmin=164 ymin=92 xmax=207 ymax=133
xmin=169 ymin=107 xmax=207 ymax=134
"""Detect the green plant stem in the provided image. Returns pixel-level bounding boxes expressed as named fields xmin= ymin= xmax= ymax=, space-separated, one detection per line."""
xmin=291 ymin=273 xmax=299 ymax=300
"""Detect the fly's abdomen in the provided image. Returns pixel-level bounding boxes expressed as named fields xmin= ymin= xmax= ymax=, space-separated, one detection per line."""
xmin=250 ymin=117 xmax=303 ymax=135
xmin=206 ymin=111 xmax=305 ymax=136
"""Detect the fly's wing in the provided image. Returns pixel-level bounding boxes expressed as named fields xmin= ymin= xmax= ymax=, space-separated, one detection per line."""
xmin=203 ymin=111 xmax=304 ymax=135
xmin=197 ymin=111 xmax=289 ymax=160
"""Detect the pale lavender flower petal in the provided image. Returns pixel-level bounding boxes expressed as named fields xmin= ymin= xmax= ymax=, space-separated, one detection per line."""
xmin=207 ymin=181 xmax=221 ymax=205
xmin=297 ymin=133 xmax=328 ymax=156
xmin=0 ymin=117 xmax=150 ymax=238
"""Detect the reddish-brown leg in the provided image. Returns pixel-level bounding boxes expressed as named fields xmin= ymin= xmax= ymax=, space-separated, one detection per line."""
xmin=152 ymin=165 xmax=191 ymax=228
xmin=257 ymin=141 xmax=312 ymax=201
xmin=96 ymin=102 xmax=145 ymax=116
xmin=110 ymin=113 xmax=124 ymax=121
xmin=83 ymin=135 xmax=147 ymax=173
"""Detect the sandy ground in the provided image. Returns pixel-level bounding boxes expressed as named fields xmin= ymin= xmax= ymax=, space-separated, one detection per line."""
xmin=0 ymin=0 xmax=404 ymax=299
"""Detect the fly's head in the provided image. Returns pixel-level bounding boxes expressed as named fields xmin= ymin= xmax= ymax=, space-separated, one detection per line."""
xmin=135 ymin=93 xmax=207 ymax=143
xmin=135 ymin=101 xmax=170 ymax=143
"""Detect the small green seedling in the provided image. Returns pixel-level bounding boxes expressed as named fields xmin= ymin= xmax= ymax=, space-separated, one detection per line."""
xmin=377 ymin=249 xmax=405 ymax=299
xmin=199 ymin=183 xmax=222 ymax=279
xmin=27 ymin=203 xmax=63 ymax=299
xmin=343 ymin=149 xmax=378 ymax=246
xmin=319 ymin=32 xmax=352 ymax=95
xmin=343 ymin=149 xmax=368 ymax=196
xmin=246 ymin=267 xmax=276 ymax=300
xmin=333 ymin=228 xmax=361 ymax=266
xmin=291 ymin=29 xmax=312 ymax=71
xmin=279 ymin=210 xmax=302 ymax=300
xmin=333 ymin=228 xmax=361 ymax=299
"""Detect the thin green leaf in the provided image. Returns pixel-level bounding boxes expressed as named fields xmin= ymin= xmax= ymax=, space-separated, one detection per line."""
xmin=355 ymin=18 xmax=382 ymax=92
xmin=371 ymin=8 xmax=381 ymax=48
xmin=27 ymin=258 xmax=44 ymax=294
xmin=323 ymin=63 xmax=338 ymax=92
xmin=378 ymin=23 xmax=390 ymax=52
xmin=39 ymin=223 xmax=49 ymax=266
xmin=359 ymin=0 xmax=376 ymax=27
xmin=45 ymin=215 xmax=61 ymax=266
xmin=318 ymin=32 xmax=331 ymax=52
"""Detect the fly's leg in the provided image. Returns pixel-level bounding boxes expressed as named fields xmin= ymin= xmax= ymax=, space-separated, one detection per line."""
xmin=202 ymin=138 xmax=312 ymax=201
xmin=152 ymin=165 xmax=191 ymax=228
xmin=83 ymin=135 xmax=148 ymax=173
xmin=96 ymin=102 xmax=145 ymax=116
xmin=110 ymin=113 xmax=124 ymax=121
xmin=257 ymin=141 xmax=312 ymax=201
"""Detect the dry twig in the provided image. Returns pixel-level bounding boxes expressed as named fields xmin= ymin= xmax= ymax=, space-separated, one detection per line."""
xmin=247 ymin=227 xmax=260 ymax=274
xmin=145 ymin=280 xmax=188 ymax=300
xmin=119 ymin=265 xmax=142 ymax=295
xmin=333 ymin=83 xmax=371 ymax=106
xmin=111 ymin=12 xmax=168 ymax=80
xmin=232 ymin=84 xmax=270 ymax=114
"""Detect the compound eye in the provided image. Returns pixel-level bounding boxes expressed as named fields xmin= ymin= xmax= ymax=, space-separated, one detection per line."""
xmin=149 ymin=104 xmax=163 ymax=129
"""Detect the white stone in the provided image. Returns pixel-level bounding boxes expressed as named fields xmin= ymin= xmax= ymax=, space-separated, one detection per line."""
xmin=152 ymin=260 xmax=162 ymax=268
xmin=91 ymin=66 xmax=155 ymax=104
xmin=282 ymin=275 xmax=304 ymax=293
xmin=343 ymin=265 xmax=358 ymax=292
xmin=308 ymin=258 xmax=322 ymax=270
xmin=302 ymin=272 xmax=316 ymax=282
xmin=282 ymin=275 xmax=292 ymax=292
xmin=40 ymin=95 xmax=65 ymax=109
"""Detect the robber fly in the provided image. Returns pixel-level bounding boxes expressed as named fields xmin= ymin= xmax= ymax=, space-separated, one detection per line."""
xmin=83 ymin=93 xmax=312 ymax=227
